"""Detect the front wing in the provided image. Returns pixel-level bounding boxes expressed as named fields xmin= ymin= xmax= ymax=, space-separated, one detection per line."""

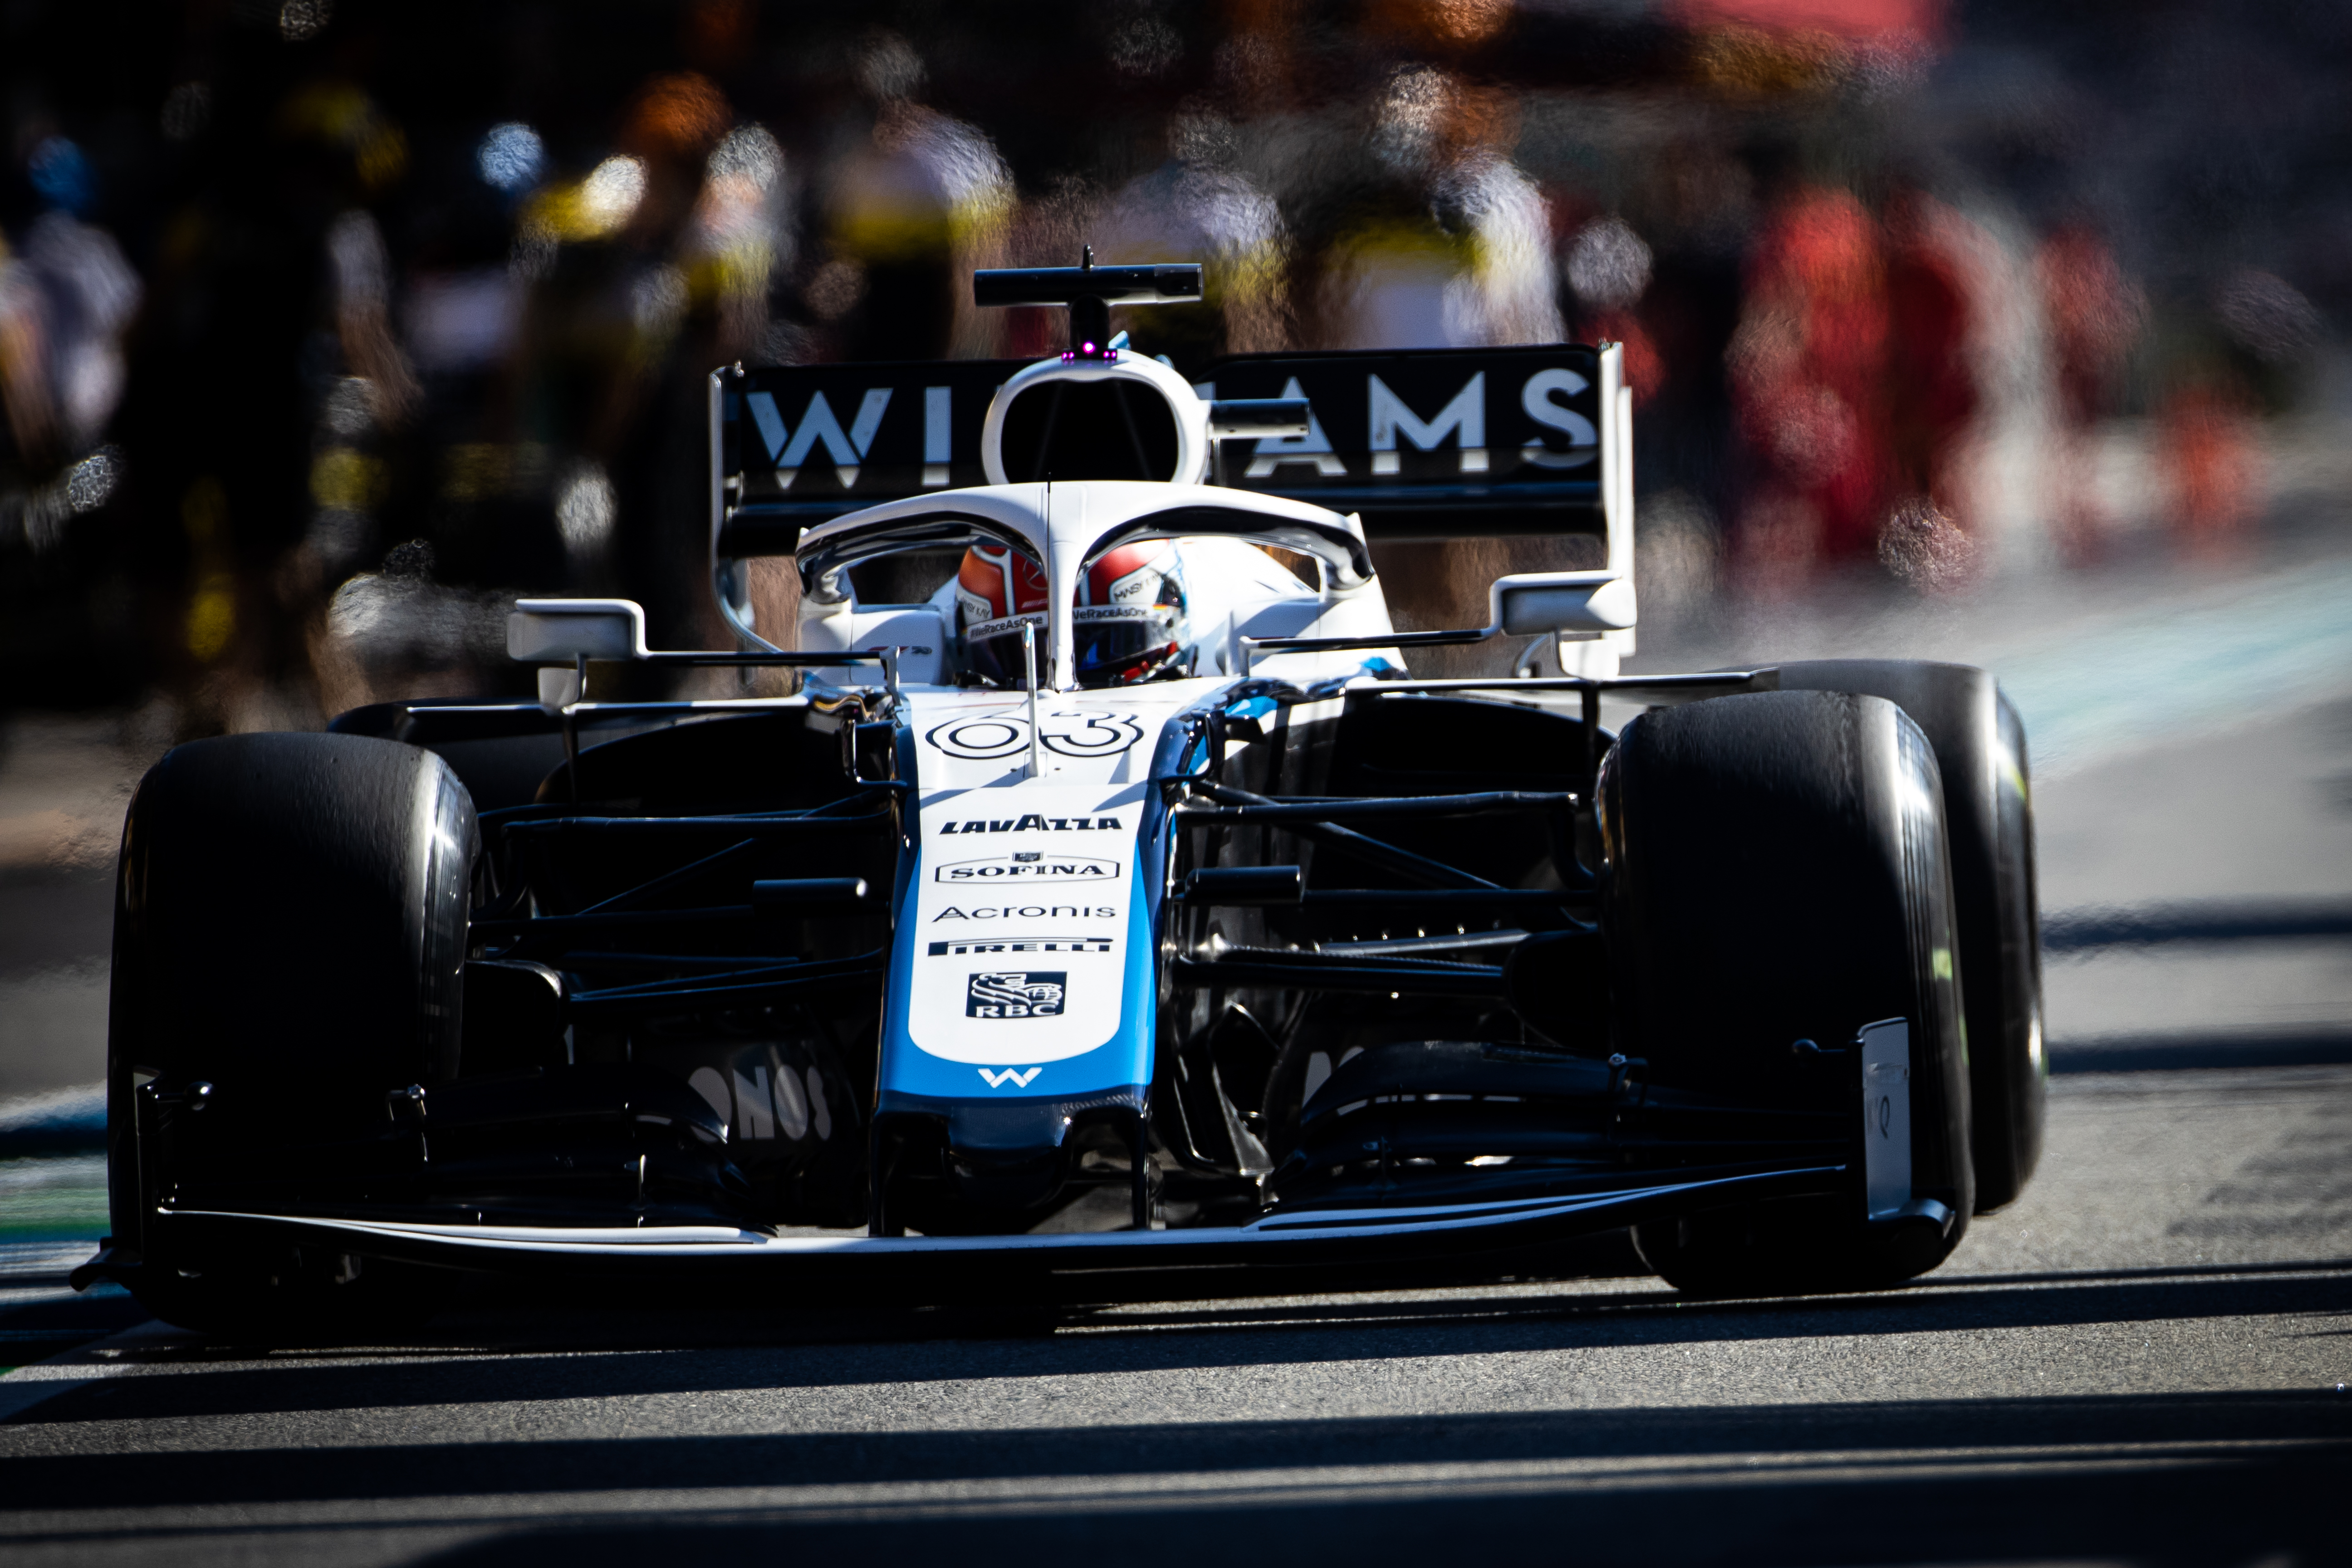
xmin=89 ymin=1165 xmax=1844 ymax=1288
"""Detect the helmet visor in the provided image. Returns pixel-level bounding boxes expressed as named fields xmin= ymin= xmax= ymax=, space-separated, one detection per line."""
xmin=1071 ymin=604 xmax=1182 ymax=687
xmin=961 ymin=611 xmax=1051 ymax=688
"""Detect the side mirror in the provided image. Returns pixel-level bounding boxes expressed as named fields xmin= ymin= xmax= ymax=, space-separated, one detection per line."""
xmin=1237 ymin=566 xmax=1638 ymax=672
xmin=1490 ymin=572 xmax=1637 ymax=639
xmin=507 ymin=598 xmax=650 ymax=663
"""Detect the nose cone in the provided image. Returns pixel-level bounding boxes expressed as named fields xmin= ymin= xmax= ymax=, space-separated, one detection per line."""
xmin=946 ymin=1102 xmax=1073 ymax=1210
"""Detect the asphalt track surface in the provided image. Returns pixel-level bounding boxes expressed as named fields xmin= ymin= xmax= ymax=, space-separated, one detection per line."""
xmin=4 ymin=525 xmax=2351 ymax=1564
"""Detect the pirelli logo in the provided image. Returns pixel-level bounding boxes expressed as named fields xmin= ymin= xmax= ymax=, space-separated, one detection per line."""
xmin=928 ymin=938 xmax=1114 ymax=956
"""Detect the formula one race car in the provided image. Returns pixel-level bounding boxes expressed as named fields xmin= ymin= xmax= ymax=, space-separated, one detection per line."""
xmin=79 ymin=259 xmax=2045 ymax=1330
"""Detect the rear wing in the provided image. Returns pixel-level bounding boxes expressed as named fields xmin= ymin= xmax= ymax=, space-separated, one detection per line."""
xmin=707 ymin=341 xmax=1631 ymax=637
xmin=1196 ymin=343 xmax=1620 ymax=544
xmin=710 ymin=357 xmax=1037 ymax=561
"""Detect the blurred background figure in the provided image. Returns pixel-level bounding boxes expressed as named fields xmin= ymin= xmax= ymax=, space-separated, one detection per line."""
xmin=0 ymin=202 xmax=140 ymax=476
xmin=1880 ymin=194 xmax=1986 ymax=579
xmin=1727 ymin=185 xmax=1891 ymax=590
xmin=1309 ymin=63 xmax=1560 ymax=352
xmin=1090 ymin=102 xmax=1288 ymax=363
xmin=2035 ymin=223 xmax=2142 ymax=564
xmin=0 ymin=137 xmax=138 ymax=630
xmin=2157 ymin=380 xmax=2261 ymax=556
xmin=817 ymin=31 xmax=1013 ymax=363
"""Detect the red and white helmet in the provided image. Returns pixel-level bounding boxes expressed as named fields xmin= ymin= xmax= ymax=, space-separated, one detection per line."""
xmin=955 ymin=539 xmax=1189 ymax=688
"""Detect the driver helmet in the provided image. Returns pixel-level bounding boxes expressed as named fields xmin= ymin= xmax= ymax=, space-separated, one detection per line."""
xmin=955 ymin=539 xmax=1189 ymax=688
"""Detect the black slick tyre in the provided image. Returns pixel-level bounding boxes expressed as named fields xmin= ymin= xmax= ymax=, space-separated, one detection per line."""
xmin=106 ymin=732 xmax=475 ymax=1336
xmin=1603 ymin=690 xmax=1973 ymax=1294
xmin=1777 ymin=660 xmax=2045 ymax=1211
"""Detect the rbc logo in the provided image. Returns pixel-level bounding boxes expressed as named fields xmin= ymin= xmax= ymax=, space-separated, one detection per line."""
xmin=965 ymin=971 xmax=1066 ymax=1019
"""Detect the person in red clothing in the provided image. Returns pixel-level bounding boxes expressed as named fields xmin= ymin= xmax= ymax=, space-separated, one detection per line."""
xmin=2157 ymin=381 xmax=2260 ymax=555
xmin=2036 ymin=225 xmax=2146 ymax=562
xmin=1884 ymin=193 xmax=1981 ymax=529
xmin=1726 ymin=186 xmax=1891 ymax=584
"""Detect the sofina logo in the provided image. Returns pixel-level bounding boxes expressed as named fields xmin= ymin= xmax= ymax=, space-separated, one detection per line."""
xmin=936 ymin=855 xmax=1117 ymax=884
xmin=965 ymin=971 xmax=1065 ymax=1019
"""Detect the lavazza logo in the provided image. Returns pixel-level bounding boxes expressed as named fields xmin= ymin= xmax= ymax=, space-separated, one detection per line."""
xmin=938 ymin=814 xmax=1123 ymax=835
xmin=966 ymin=971 xmax=1065 ymax=1020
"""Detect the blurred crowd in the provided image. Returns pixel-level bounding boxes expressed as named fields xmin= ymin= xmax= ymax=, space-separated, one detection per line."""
xmin=0 ymin=0 xmax=2342 ymax=730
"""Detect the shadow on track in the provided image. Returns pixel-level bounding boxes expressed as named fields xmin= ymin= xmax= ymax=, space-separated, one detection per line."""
xmin=16 ymin=1263 xmax=2348 ymax=1431
xmin=7 ymin=1391 xmax=2346 ymax=1568
xmin=7 ymin=1389 xmax=2348 ymax=1510
xmin=409 ymin=1430 xmax=2346 ymax=1568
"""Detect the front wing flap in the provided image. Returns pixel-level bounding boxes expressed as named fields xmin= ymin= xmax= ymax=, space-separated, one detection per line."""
xmin=133 ymin=1163 xmax=1842 ymax=1284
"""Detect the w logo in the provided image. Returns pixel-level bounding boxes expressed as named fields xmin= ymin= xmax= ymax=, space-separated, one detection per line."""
xmin=977 ymin=1066 xmax=1043 ymax=1089
xmin=743 ymin=387 xmax=892 ymax=490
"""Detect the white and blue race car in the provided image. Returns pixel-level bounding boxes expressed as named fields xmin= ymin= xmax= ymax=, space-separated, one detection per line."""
xmin=79 ymin=259 xmax=2045 ymax=1330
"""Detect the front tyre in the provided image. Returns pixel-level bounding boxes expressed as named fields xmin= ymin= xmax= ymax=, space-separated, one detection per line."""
xmin=1603 ymin=691 xmax=1973 ymax=1294
xmin=107 ymin=732 xmax=475 ymax=1335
